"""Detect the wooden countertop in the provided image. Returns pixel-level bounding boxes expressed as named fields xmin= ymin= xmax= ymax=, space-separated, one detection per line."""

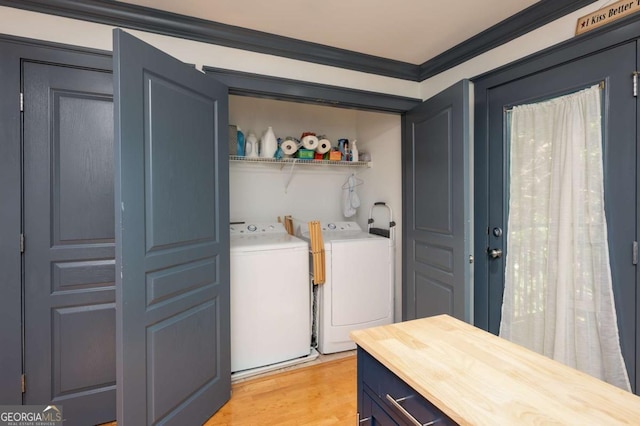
xmin=350 ymin=314 xmax=640 ymax=425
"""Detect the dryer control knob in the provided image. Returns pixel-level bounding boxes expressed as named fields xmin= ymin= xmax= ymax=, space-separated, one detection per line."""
xmin=247 ymin=224 xmax=257 ymax=232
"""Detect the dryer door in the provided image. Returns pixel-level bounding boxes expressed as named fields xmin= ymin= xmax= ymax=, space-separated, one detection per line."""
xmin=330 ymin=238 xmax=392 ymax=325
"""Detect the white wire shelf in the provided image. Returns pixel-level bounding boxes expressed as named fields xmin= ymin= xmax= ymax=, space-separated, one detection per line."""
xmin=229 ymin=155 xmax=371 ymax=167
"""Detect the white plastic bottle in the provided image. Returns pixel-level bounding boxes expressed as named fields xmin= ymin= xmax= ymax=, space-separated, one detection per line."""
xmin=261 ymin=126 xmax=278 ymax=158
xmin=351 ymin=139 xmax=359 ymax=162
xmin=246 ymin=132 xmax=259 ymax=158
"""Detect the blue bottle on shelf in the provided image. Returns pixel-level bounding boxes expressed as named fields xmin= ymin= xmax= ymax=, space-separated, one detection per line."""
xmin=236 ymin=127 xmax=245 ymax=156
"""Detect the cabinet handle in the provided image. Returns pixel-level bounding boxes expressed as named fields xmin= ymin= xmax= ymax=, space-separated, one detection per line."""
xmin=357 ymin=412 xmax=371 ymax=424
xmin=385 ymin=394 xmax=442 ymax=426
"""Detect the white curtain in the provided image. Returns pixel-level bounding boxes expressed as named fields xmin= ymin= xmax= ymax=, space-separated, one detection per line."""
xmin=499 ymin=85 xmax=631 ymax=391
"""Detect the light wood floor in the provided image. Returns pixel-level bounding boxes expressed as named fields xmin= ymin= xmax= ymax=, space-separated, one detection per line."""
xmin=101 ymin=354 xmax=357 ymax=425
xmin=207 ymin=355 xmax=357 ymax=425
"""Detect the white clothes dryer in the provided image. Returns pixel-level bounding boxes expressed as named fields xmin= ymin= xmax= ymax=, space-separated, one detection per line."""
xmin=297 ymin=221 xmax=394 ymax=354
xmin=230 ymin=222 xmax=311 ymax=374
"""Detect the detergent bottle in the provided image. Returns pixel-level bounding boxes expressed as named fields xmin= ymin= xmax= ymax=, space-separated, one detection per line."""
xmin=245 ymin=132 xmax=259 ymax=158
xmin=351 ymin=139 xmax=359 ymax=162
xmin=236 ymin=127 xmax=245 ymax=156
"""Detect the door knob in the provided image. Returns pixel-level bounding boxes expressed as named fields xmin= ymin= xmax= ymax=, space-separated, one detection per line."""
xmin=488 ymin=248 xmax=503 ymax=259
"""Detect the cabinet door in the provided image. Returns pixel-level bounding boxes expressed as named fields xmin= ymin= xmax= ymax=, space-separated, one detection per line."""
xmin=359 ymin=348 xmax=456 ymax=426
xmin=362 ymin=391 xmax=401 ymax=426
xmin=402 ymin=80 xmax=472 ymax=321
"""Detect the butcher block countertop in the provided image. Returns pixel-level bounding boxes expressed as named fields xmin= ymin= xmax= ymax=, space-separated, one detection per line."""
xmin=350 ymin=314 xmax=640 ymax=425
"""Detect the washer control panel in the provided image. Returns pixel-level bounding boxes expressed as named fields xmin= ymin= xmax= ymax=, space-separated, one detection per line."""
xmin=230 ymin=222 xmax=285 ymax=234
xmin=321 ymin=222 xmax=362 ymax=232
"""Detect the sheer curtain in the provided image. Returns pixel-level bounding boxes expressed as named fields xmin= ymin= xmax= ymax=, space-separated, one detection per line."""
xmin=499 ymin=85 xmax=631 ymax=391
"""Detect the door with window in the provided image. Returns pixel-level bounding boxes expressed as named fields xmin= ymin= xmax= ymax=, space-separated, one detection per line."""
xmin=481 ymin=41 xmax=637 ymax=391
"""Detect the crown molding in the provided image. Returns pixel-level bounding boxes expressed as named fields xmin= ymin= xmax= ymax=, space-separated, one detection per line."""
xmin=203 ymin=67 xmax=421 ymax=114
xmin=0 ymin=0 xmax=599 ymax=82
xmin=418 ymin=0 xmax=599 ymax=80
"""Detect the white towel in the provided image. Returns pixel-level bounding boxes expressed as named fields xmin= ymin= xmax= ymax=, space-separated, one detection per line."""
xmin=342 ymin=175 xmax=360 ymax=217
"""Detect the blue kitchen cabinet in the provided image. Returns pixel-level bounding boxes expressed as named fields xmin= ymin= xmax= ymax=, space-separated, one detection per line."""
xmin=357 ymin=348 xmax=455 ymax=426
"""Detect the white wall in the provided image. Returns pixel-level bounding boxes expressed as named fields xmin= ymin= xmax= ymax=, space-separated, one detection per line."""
xmin=354 ymin=112 xmax=403 ymax=321
xmin=229 ymin=96 xmax=363 ymax=224
xmin=420 ymin=0 xmax=612 ymax=99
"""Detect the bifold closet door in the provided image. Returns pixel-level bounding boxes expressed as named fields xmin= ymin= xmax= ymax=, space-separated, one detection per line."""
xmin=402 ymin=80 xmax=473 ymax=322
xmin=22 ymin=61 xmax=116 ymax=426
xmin=113 ymin=29 xmax=231 ymax=425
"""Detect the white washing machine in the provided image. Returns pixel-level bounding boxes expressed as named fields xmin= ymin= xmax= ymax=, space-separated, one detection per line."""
xmin=230 ymin=222 xmax=311 ymax=374
xmin=297 ymin=221 xmax=394 ymax=354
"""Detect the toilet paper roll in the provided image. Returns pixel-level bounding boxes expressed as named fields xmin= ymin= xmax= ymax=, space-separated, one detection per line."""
xmin=301 ymin=134 xmax=319 ymax=150
xmin=316 ymin=138 xmax=331 ymax=154
xmin=280 ymin=139 xmax=299 ymax=155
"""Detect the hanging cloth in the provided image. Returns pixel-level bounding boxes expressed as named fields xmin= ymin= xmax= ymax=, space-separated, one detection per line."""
xmin=342 ymin=174 xmax=361 ymax=218
xmin=500 ymin=84 xmax=631 ymax=391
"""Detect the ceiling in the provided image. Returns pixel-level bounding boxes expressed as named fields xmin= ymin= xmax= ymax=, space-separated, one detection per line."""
xmin=116 ymin=0 xmax=541 ymax=65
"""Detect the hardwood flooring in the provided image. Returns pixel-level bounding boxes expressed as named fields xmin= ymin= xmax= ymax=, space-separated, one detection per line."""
xmin=100 ymin=354 xmax=357 ymax=425
xmin=207 ymin=355 xmax=357 ymax=425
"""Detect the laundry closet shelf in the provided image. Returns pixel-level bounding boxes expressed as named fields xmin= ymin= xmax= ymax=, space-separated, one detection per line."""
xmin=229 ymin=156 xmax=371 ymax=168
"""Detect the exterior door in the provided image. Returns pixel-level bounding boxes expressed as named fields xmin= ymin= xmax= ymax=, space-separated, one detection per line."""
xmin=482 ymin=42 xmax=637 ymax=391
xmin=22 ymin=61 xmax=116 ymax=425
xmin=113 ymin=29 xmax=231 ymax=425
xmin=402 ymin=80 xmax=473 ymax=322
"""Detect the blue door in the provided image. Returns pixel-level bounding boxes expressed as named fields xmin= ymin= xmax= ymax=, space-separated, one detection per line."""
xmin=402 ymin=80 xmax=473 ymax=322
xmin=480 ymin=42 xmax=636 ymax=392
xmin=22 ymin=61 xmax=116 ymax=426
xmin=113 ymin=29 xmax=230 ymax=425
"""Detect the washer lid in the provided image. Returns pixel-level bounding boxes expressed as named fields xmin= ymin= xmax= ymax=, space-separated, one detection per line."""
xmin=230 ymin=233 xmax=308 ymax=252
xmin=298 ymin=221 xmax=386 ymax=244
xmin=322 ymin=231 xmax=382 ymax=243
xmin=298 ymin=221 xmax=363 ymax=238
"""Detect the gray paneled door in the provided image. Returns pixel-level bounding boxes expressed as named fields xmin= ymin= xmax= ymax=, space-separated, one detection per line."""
xmin=113 ymin=29 xmax=230 ymax=425
xmin=22 ymin=62 xmax=116 ymax=425
xmin=402 ymin=80 xmax=472 ymax=322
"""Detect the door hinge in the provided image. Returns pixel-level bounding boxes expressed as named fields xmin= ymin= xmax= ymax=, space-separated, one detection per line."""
xmin=21 ymin=374 xmax=26 ymax=393
xmin=20 ymin=233 xmax=24 ymax=253
xmin=20 ymin=92 xmax=23 ymax=112
xmin=633 ymin=241 xmax=638 ymax=265
xmin=633 ymin=72 xmax=639 ymax=97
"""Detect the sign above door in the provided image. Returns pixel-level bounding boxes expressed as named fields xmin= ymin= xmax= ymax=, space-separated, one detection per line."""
xmin=576 ymin=0 xmax=640 ymax=35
